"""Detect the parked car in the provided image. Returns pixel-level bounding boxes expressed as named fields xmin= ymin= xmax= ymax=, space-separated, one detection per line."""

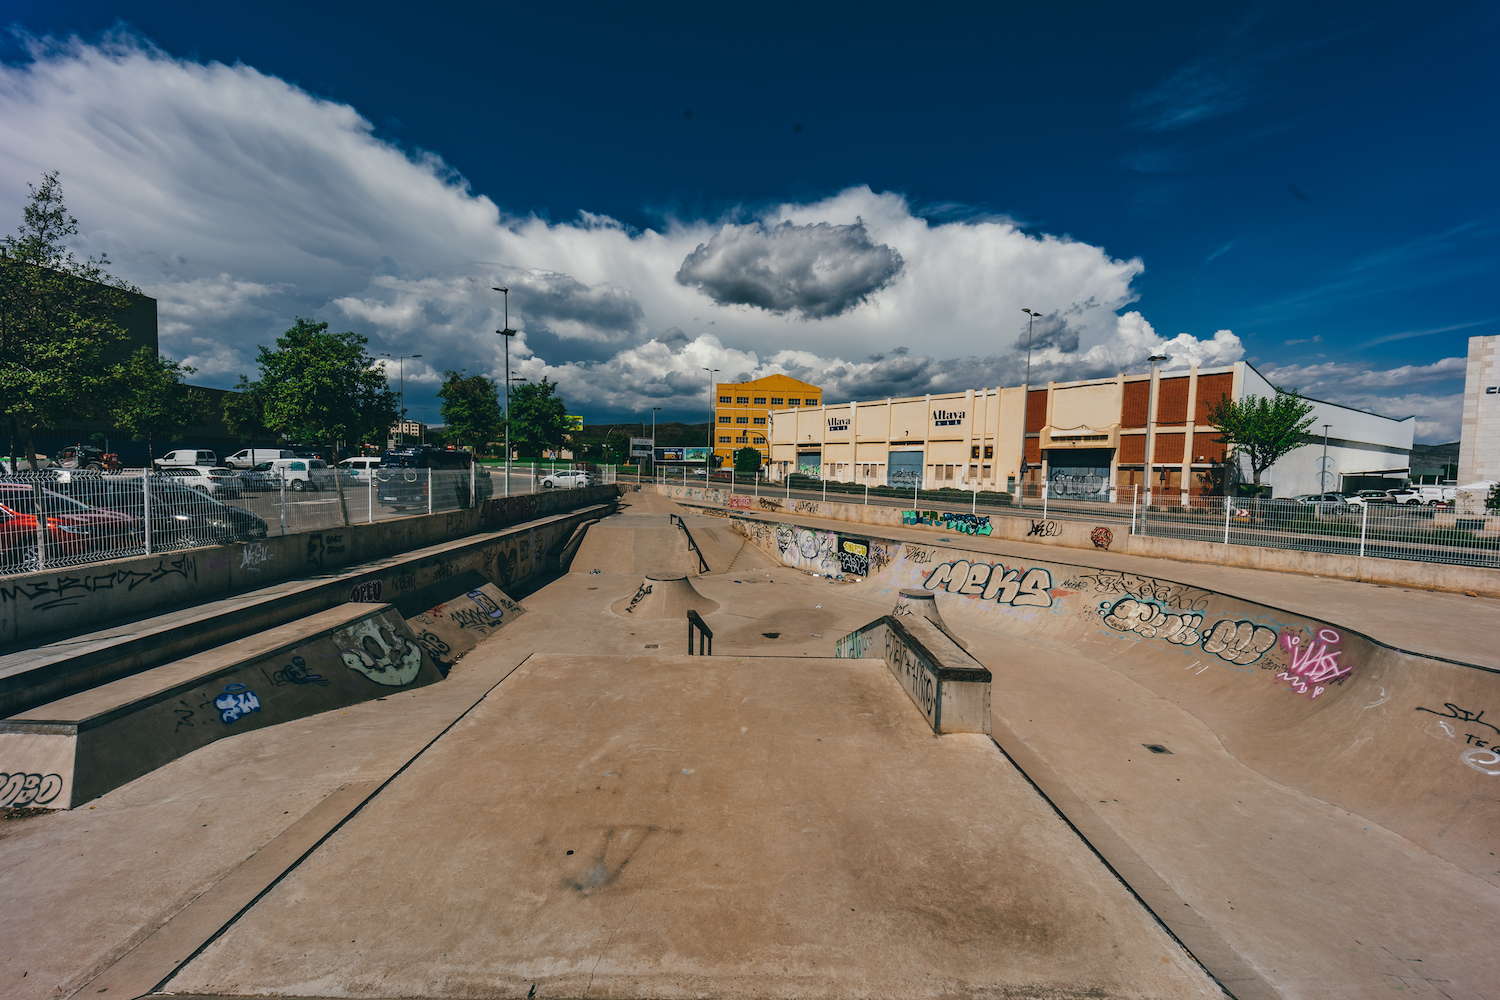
xmin=154 ymin=449 xmax=219 ymax=470
xmin=56 ymin=444 xmax=106 ymax=470
xmin=224 ymin=448 xmax=295 ymax=470
xmin=0 ymin=483 xmax=139 ymax=570
xmin=1395 ymin=485 xmax=1457 ymax=505
xmin=1290 ymin=492 xmax=1351 ymax=512
xmin=260 ymin=458 xmax=328 ymax=492
xmin=539 ymin=469 xmax=594 ymax=489
xmin=378 ymin=447 xmax=488 ymax=510
xmin=156 ymin=466 xmax=244 ymax=498
xmin=338 ymin=457 xmax=381 ymax=480
xmin=71 ymin=479 xmax=268 ymax=548
xmin=238 ymin=462 xmax=282 ymax=493
xmin=1341 ymin=490 xmax=1397 ymax=507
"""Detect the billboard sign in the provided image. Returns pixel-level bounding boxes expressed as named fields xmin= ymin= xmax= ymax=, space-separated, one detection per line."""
xmin=684 ymin=447 xmax=710 ymax=464
xmin=564 ymin=415 xmax=584 ymax=432
xmin=629 ymin=438 xmax=653 ymax=457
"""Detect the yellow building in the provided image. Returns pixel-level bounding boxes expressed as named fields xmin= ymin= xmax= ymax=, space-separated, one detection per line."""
xmin=714 ymin=374 xmax=822 ymax=469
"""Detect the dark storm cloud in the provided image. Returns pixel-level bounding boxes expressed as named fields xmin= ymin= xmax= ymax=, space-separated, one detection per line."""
xmin=508 ymin=269 xmax=644 ymax=341
xmin=1013 ymin=311 xmax=1080 ymax=353
xmin=675 ymin=220 xmax=904 ymax=319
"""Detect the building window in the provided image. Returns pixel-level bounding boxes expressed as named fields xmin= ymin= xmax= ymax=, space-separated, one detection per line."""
xmin=736 ymin=396 xmax=750 ymax=404
xmin=718 ymin=416 xmax=731 ymax=424
xmin=719 ymin=395 xmax=731 ymax=403
xmin=736 ymin=435 xmax=749 ymax=443
xmin=753 ymin=396 xmax=767 ymax=404
xmin=736 ymin=416 xmax=749 ymax=424
xmin=754 ymin=436 xmax=765 ymax=444
xmin=718 ymin=435 xmax=731 ymax=443
xmin=788 ymin=398 xmax=801 ymax=406
xmin=805 ymin=397 xmax=819 ymax=405
xmin=771 ymin=397 xmax=784 ymax=405
xmin=753 ymin=417 xmax=766 ymax=425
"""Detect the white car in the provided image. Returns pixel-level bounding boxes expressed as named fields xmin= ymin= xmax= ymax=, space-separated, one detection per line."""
xmin=157 ymin=466 xmax=243 ymax=497
xmin=155 ymin=449 xmax=220 ymax=469
xmin=539 ymin=470 xmax=593 ymax=489
xmin=224 ymin=448 xmax=295 ymax=470
xmin=264 ymin=457 xmax=328 ymax=491
xmin=338 ymin=457 xmax=381 ymax=479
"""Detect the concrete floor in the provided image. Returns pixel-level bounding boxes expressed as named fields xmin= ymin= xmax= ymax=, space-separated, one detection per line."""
xmin=1 ymin=488 xmax=1495 ymax=999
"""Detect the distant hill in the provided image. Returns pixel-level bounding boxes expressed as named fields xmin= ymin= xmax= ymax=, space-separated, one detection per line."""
xmin=1411 ymin=441 xmax=1459 ymax=465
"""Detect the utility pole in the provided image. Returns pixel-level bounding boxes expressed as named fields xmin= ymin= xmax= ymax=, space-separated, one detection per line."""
xmin=493 ymin=286 xmax=517 ymax=497
xmin=1322 ymin=423 xmax=1332 ymax=493
xmin=1144 ymin=354 xmax=1168 ymax=502
xmin=703 ymin=367 xmax=719 ymax=473
xmin=652 ymin=406 xmax=661 ymax=479
xmin=380 ymin=353 xmax=422 ymax=446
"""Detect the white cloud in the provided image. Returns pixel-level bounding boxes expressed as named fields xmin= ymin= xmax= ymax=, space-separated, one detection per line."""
xmin=1260 ymin=357 xmax=1467 ymax=441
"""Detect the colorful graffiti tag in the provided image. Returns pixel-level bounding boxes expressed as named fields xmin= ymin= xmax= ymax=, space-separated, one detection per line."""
xmin=921 ymin=560 xmax=1055 ymax=608
xmin=1276 ymin=627 xmax=1352 ymax=699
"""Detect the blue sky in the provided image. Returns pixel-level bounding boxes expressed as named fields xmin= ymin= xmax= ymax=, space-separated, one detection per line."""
xmin=1 ymin=1 xmax=1494 ymax=440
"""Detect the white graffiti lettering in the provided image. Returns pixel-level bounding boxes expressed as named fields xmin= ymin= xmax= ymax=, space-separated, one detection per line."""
xmin=1099 ymin=597 xmax=1202 ymax=645
xmin=0 ymin=771 xmax=64 ymax=807
xmin=1201 ymin=619 xmax=1279 ymax=665
xmin=922 ymin=561 xmax=1054 ymax=608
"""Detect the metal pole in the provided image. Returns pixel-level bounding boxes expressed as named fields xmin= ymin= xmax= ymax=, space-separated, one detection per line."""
xmin=865 ymin=480 xmax=869 ymax=505
xmin=470 ymin=456 xmax=475 ymax=510
xmin=1223 ymin=494 xmax=1231 ymax=545
xmin=280 ymin=476 xmax=287 ymax=536
xmin=1359 ymin=503 xmax=1368 ymax=558
xmin=143 ymin=472 xmax=152 ymax=555
xmin=1131 ymin=484 xmax=1138 ymax=535
xmin=427 ymin=468 xmax=433 ymax=515
xmin=368 ymin=468 xmax=374 ymax=523
xmin=1321 ymin=424 xmax=1331 ymax=493
xmin=35 ymin=478 xmax=45 ymax=570
xmin=493 ymin=286 xmax=516 ymax=499
xmin=1042 ymin=483 xmax=1048 ymax=520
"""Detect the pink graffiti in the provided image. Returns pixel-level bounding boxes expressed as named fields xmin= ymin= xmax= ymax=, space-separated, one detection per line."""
xmin=1276 ymin=628 xmax=1351 ymax=699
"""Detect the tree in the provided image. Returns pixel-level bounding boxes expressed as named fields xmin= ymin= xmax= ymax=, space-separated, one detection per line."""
xmin=507 ymin=377 xmax=570 ymax=459
xmin=1205 ymin=388 xmax=1317 ymax=491
xmin=223 ymin=375 xmax=273 ymax=451
xmin=437 ymin=369 xmax=502 ymax=454
xmin=253 ymin=319 xmax=399 ymax=524
xmin=0 ymin=171 xmax=135 ymax=470
xmin=734 ymin=446 xmax=762 ymax=475
xmin=111 ymin=347 xmax=210 ymax=464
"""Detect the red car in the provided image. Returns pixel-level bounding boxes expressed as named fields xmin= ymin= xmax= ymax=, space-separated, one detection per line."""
xmin=0 ymin=483 xmax=140 ymax=571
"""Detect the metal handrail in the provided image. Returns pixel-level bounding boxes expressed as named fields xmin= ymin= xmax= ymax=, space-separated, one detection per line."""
xmin=669 ymin=513 xmax=711 ymax=573
xmin=687 ymin=609 xmax=713 ymax=655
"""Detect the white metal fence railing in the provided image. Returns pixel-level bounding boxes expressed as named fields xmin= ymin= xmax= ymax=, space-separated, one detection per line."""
xmin=0 ymin=462 xmax=609 ymax=577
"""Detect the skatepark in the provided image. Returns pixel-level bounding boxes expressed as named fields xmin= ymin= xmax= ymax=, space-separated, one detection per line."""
xmin=1 ymin=486 xmax=1496 ymax=1000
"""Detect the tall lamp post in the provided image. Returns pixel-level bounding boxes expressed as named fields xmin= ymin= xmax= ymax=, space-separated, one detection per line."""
xmin=380 ymin=352 xmax=423 ymax=446
xmin=703 ymin=367 xmax=719 ymax=474
xmin=1144 ymin=354 xmax=1169 ymax=502
xmin=1020 ymin=308 xmax=1041 ymax=389
xmin=492 ymin=286 xmax=518 ymax=496
xmin=651 ymin=406 xmax=661 ymax=479
xmin=1322 ymin=424 xmax=1332 ymax=493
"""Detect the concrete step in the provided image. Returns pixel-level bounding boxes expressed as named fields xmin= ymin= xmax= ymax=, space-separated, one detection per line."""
xmin=0 ymin=504 xmax=608 ymax=718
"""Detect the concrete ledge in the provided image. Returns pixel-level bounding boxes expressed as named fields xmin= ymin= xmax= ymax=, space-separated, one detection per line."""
xmin=650 ymin=485 xmax=1500 ymax=597
xmin=837 ymin=614 xmax=991 ymax=735
xmin=0 ymin=485 xmax=621 ymax=648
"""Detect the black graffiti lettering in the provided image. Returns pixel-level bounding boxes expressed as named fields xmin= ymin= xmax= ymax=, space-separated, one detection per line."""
xmin=1026 ymin=519 xmax=1061 ymax=538
xmin=0 ymin=772 xmax=64 ymax=807
xmin=173 ymin=700 xmax=195 ymax=732
xmin=0 ymin=555 xmax=197 ymax=612
xmin=1416 ymin=704 xmax=1500 ymax=736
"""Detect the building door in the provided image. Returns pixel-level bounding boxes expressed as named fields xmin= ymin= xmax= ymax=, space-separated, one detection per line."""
xmin=797 ymin=452 xmax=822 ymax=477
xmin=1046 ymin=448 xmax=1113 ymax=501
xmin=888 ymin=450 xmax=923 ymax=489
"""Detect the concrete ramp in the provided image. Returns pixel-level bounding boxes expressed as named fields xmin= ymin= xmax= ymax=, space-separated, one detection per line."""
xmin=611 ymin=575 xmax=720 ymax=618
xmin=0 ymin=603 xmax=444 ymax=809
xmin=571 ymin=522 xmax=701 ymax=576
xmin=390 ymin=569 xmax=525 ymax=675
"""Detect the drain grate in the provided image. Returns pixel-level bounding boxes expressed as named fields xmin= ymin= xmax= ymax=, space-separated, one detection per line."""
xmin=762 ymin=632 xmax=781 ymax=639
xmin=1143 ymin=744 xmax=1173 ymax=754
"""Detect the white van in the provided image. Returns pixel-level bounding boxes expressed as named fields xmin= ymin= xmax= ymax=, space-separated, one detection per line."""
xmin=155 ymin=449 xmax=219 ymax=470
xmin=225 ymin=448 xmax=295 ymax=470
xmin=266 ymin=457 xmax=328 ymax=491
xmin=338 ymin=457 xmax=381 ymax=479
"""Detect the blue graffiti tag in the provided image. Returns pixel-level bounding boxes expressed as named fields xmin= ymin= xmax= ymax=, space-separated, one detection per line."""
xmin=215 ymin=683 xmax=262 ymax=724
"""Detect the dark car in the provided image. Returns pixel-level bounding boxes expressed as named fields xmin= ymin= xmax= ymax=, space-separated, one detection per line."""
xmin=67 ymin=479 xmax=269 ymax=549
xmin=0 ymin=482 xmax=140 ymax=571
xmin=377 ymin=447 xmax=489 ymax=510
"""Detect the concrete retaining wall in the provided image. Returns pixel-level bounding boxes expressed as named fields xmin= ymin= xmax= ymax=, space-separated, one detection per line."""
xmin=648 ymin=485 xmax=1500 ymax=597
xmin=0 ymin=486 xmax=620 ymax=647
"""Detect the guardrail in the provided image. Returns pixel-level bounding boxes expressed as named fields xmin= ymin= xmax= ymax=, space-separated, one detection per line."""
xmin=669 ymin=513 xmax=711 ymax=573
xmin=687 ymin=610 xmax=713 ymax=655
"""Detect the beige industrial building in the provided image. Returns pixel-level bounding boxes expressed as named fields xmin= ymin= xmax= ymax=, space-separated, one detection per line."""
xmin=767 ymin=361 xmax=1414 ymax=499
xmin=1458 ymin=334 xmax=1499 ymax=486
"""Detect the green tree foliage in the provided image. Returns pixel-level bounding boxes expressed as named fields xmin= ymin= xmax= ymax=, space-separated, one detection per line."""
xmin=0 ymin=171 xmax=135 ymax=469
xmin=111 ymin=346 xmax=209 ymax=464
xmin=733 ymin=446 xmax=762 ymax=474
xmin=507 ymin=377 xmax=570 ymax=458
xmin=1205 ymin=388 xmax=1317 ymax=489
xmin=222 ymin=374 xmax=273 ymax=449
xmin=1486 ymin=482 xmax=1500 ymax=513
xmin=437 ymin=369 xmax=502 ymax=454
xmin=253 ymin=318 xmax=399 ymax=523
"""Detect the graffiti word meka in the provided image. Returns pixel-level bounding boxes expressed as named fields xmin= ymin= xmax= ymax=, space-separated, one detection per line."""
xmin=922 ymin=561 xmax=1054 ymax=608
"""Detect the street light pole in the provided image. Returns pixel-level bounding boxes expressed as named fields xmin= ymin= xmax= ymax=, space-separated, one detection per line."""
xmin=1021 ymin=308 xmax=1041 ymax=389
xmin=380 ymin=352 xmax=423 ymax=446
xmin=1322 ymin=423 xmax=1332 ymax=493
xmin=652 ymin=406 xmax=661 ymax=480
xmin=703 ymin=367 xmax=719 ymax=473
xmin=492 ymin=286 xmax=518 ymax=497
xmin=1144 ymin=354 xmax=1169 ymax=503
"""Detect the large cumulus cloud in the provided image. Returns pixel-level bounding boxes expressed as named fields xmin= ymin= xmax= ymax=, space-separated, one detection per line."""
xmin=0 ymin=31 xmax=1346 ymax=428
xmin=675 ymin=220 xmax=904 ymax=318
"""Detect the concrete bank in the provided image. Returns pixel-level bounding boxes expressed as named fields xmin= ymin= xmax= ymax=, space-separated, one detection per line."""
xmin=0 ymin=485 xmax=620 ymax=647
xmin=646 ymin=484 xmax=1500 ymax=597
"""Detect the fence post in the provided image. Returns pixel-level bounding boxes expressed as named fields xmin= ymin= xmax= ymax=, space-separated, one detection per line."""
xmin=31 ymin=479 xmax=46 ymax=570
xmin=1131 ymin=484 xmax=1138 ymax=535
xmin=470 ymin=458 xmax=476 ymax=509
xmin=1359 ymin=503 xmax=1368 ymax=558
xmin=865 ymin=481 xmax=869 ymax=505
xmin=1223 ymin=494 xmax=1231 ymax=545
xmin=427 ymin=468 xmax=434 ymax=515
xmin=143 ymin=472 xmax=153 ymax=556
xmin=822 ymin=476 xmax=827 ymax=503
xmin=368 ymin=469 xmax=374 ymax=523
xmin=279 ymin=476 xmax=287 ymax=536
xmin=1042 ymin=484 xmax=1048 ymax=520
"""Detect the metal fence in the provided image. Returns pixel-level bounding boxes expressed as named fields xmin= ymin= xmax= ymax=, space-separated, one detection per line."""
xmin=0 ymin=463 xmax=611 ymax=576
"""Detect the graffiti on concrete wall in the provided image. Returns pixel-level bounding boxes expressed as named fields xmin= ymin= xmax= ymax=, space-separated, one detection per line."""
xmin=1202 ymin=619 xmax=1279 ymax=665
xmin=1090 ymin=526 xmax=1113 ymax=550
xmin=1276 ymin=627 xmax=1352 ymax=699
xmin=1026 ymin=519 xmax=1061 ymax=538
xmin=773 ymin=525 xmax=841 ymax=576
xmin=0 ymin=554 xmax=197 ymax=612
xmin=922 ymin=560 xmax=1056 ymax=608
xmin=1099 ymin=597 xmax=1202 ymax=646
xmin=335 ymin=617 xmax=424 ymax=686
xmin=214 ymin=683 xmax=262 ymax=723
xmin=621 ymin=580 xmax=653 ymax=614
xmin=901 ymin=510 xmax=993 ymax=535
xmin=836 ymin=536 xmax=871 ymax=577
xmin=1062 ymin=570 xmax=1212 ymax=612
xmin=0 ymin=771 xmax=64 ymax=807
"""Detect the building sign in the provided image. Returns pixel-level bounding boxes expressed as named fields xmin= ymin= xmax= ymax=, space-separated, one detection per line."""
xmin=655 ymin=446 xmax=711 ymax=464
xmin=888 ymin=450 xmax=923 ymax=488
xmin=932 ymin=409 xmax=965 ymax=427
xmin=629 ymin=438 xmax=653 ymax=457
xmin=684 ymin=447 xmax=710 ymax=464
xmin=1047 ymin=449 xmax=1112 ymax=501
xmin=827 ymin=416 xmax=851 ymax=431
